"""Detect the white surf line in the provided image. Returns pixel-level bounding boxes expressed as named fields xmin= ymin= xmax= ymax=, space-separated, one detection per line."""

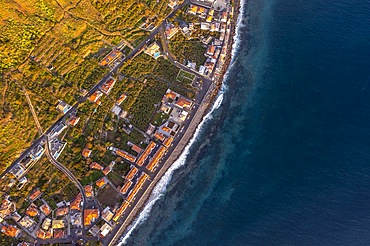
xmin=117 ymin=0 xmax=247 ymax=244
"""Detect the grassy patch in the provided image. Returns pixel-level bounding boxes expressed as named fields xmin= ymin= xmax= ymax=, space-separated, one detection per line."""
xmin=152 ymin=112 xmax=169 ymax=126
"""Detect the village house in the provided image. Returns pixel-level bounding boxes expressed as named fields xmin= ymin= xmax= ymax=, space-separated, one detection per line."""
xmin=52 ymin=219 xmax=66 ymax=229
xmin=71 ymin=193 xmax=82 ymax=210
xmin=144 ymin=42 xmax=161 ymax=59
xmin=165 ymin=23 xmax=179 ymax=40
xmin=175 ymin=97 xmax=193 ymax=110
xmin=25 ymin=203 xmax=39 ymax=217
xmin=120 ymin=180 xmax=132 ymax=194
xmin=100 ymin=223 xmax=113 ymax=237
xmin=28 ymin=189 xmax=42 ymax=201
xmin=82 ymin=148 xmax=92 ymax=158
xmin=126 ymin=173 xmax=149 ymax=203
xmin=19 ymin=216 xmax=37 ymax=231
xmin=68 ymin=116 xmax=80 ymax=126
xmin=85 ymin=185 xmax=93 ymax=198
xmin=88 ymin=91 xmax=103 ymax=105
xmin=146 ymin=124 xmax=156 ymax=135
xmin=89 ymin=161 xmax=103 ymax=170
xmin=112 ymin=201 xmax=129 ymax=222
xmin=147 ymin=147 xmax=166 ymax=172
xmin=154 ymin=131 xmax=166 ymax=142
xmin=89 ymin=225 xmax=100 ymax=237
xmin=115 ymin=149 xmax=136 ymax=163
xmin=125 ymin=167 xmax=138 ymax=181
xmin=168 ymin=0 xmax=178 ymax=8
xmin=136 ymin=141 xmax=156 ymax=166
xmin=49 ymin=138 xmax=67 ymax=159
xmin=116 ymin=94 xmax=127 ymax=105
xmin=30 ymin=144 xmax=45 ymax=160
xmin=56 ymin=207 xmax=69 ymax=217
xmin=96 ymin=177 xmax=108 ymax=188
xmin=11 ymin=212 xmax=21 ymax=222
xmin=53 ymin=229 xmax=66 ymax=239
xmin=49 ymin=122 xmax=67 ymax=139
xmin=131 ymin=144 xmax=143 ymax=154
xmin=99 ymin=49 xmax=123 ymax=67
xmin=41 ymin=218 xmax=51 ymax=230
xmin=40 ymin=202 xmax=51 ymax=216
xmin=102 ymin=207 xmax=114 ymax=223
xmin=100 ymin=77 xmax=116 ymax=95
xmin=1 ymin=225 xmax=21 ymax=238
xmin=71 ymin=212 xmax=82 ymax=227
xmin=188 ymin=5 xmax=198 ymax=15
xmin=0 ymin=198 xmax=16 ymax=223
xmin=56 ymin=100 xmax=71 ymax=114
xmin=84 ymin=208 xmax=100 ymax=226
xmin=36 ymin=228 xmax=52 ymax=239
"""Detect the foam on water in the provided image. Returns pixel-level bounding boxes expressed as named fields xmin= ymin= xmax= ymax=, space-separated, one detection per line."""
xmin=116 ymin=1 xmax=246 ymax=244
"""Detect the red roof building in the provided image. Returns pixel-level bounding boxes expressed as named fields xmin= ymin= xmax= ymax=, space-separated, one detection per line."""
xmin=82 ymin=148 xmax=92 ymax=158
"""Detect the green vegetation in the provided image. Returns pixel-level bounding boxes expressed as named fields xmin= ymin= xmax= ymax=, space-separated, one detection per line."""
xmin=176 ymin=69 xmax=196 ymax=86
xmin=152 ymin=112 xmax=170 ymax=126
xmin=130 ymin=79 xmax=168 ymax=130
xmin=169 ymin=32 xmax=207 ymax=68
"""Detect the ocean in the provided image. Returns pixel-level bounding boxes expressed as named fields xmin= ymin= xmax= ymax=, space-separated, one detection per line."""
xmin=118 ymin=0 xmax=370 ymax=245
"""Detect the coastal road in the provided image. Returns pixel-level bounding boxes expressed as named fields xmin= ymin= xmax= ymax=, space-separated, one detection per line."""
xmin=44 ymin=136 xmax=88 ymax=238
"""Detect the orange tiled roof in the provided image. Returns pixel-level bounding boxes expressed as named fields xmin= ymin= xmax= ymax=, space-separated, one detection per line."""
xmin=68 ymin=116 xmax=80 ymax=126
xmin=70 ymin=193 xmax=82 ymax=211
xmin=147 ymin=146 xmax=166 ymax=172
xmin=96 ymin=177 xmax=107 ymax=188
xmin=103 ymin=166 xmax=112 ymax=175
xmin=154 ymin=132 xmax=166 ymax=142
xmin=101 ymin=78 xmax=116 ymax=94
xmin=189 ymin=5 xmax=198 ymax=14
xmin=116 ymin=94 xmax=127 ymax=105
xmin=85 ymin=185 xmax=93 ymax=198
xmin=125 ymin=167 xmax=138 ymax=180
xmin=126 ymin=173 xmax=149 ymax=203
xmin=40 ymin=203 xmax=51 ymax=216
xmin=136 ymin=142 xmax=156 ymax=166
xmin=88 ymin=91 xmax=103 ymax=104
xmin=166 ymin=91 xmax=177 ymax=100
xmin=116 ymin=149 xmax=136 ymax=162
xmin=82 ymin=148 xmax=92 ymax=158
xmin=36 ymin=229 xmax=52 ymax=239
xmin=131 ymin=144 xmax=143 ymax=154
xmin=29 ymin=189 xmax=41 ymax=201
xmin=112 ymin=201 xmax=129 ymax=222
xmin=163 ymin=137 xmax=174 ymax=148
xmin=99 ymin=49 xmax=122 ymax=66
xmin=119 ymin=180 xmax=132 ymax=194
xmin=1 ymin=225 xmax=21 ymax=237
xmin=84 ymin=209 xmax=99 ymax=226
xmin=53 ymin=229 xmax=65 ymax=239
xmin=89 ymin=162 xmax=103 ymax=170
xmin=162 ymin=126 xmax=171 ymax=133
xmin=175 ymin=97 xmax=192 ymax=109
xmin=26 ymin=204 xmax=39 ymax=217
xmin=56 ymin=207 xmax=69 ymax=217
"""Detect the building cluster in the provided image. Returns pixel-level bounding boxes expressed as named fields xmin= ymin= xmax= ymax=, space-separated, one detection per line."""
xmin=186 ymin=4 xmax=233 ymax=77
xmin=144 ymin=42 xmax=162 ymax=59
xmin=88 ymin=76 xmax=117 ymax=106
xmin=99 ymin=49 xmax=123 ymax=68
xmin=110 ymin=89 xmax=193 ymax=223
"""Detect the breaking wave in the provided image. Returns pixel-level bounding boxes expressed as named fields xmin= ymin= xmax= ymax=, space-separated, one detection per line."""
xmin=116 ymin=1 xmax=246 ymax=244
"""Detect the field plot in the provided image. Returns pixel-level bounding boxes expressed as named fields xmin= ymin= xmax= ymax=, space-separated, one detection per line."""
xmin=176 ymin=70 xmax=196 ymax=85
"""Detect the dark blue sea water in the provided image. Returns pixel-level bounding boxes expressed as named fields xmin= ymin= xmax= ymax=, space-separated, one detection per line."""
xmin=123 ymin=0 xmax=370 ymax=245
